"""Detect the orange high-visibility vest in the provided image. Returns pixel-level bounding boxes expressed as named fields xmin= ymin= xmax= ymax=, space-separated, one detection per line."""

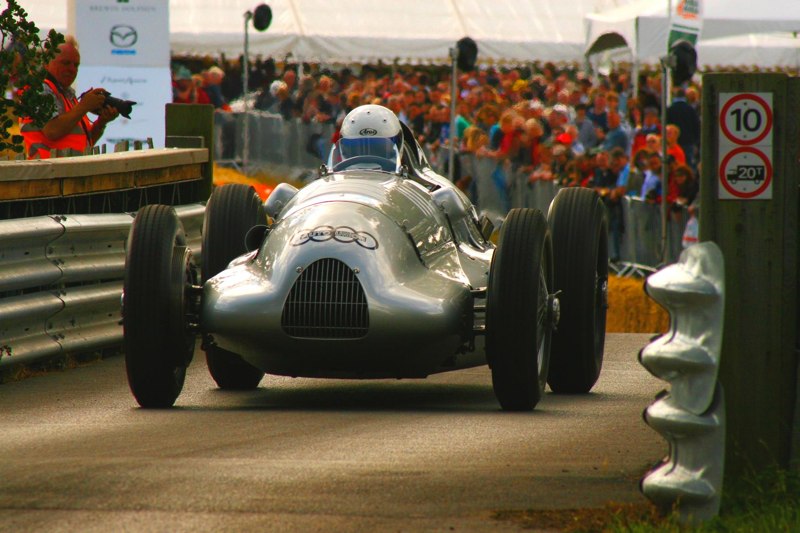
xmin=19 ymin=79 xmax=93 ymax=159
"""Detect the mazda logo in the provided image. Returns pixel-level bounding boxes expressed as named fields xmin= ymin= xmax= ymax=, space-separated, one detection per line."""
xmin=110 ymin=25 xmax=138 ymax=48
xmin=359 ymin=128 xmax=378 ymax=136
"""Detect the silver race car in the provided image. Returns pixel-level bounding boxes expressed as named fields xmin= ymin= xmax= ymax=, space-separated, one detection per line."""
xmin=123 ymin=105 xmax=608 ymax=411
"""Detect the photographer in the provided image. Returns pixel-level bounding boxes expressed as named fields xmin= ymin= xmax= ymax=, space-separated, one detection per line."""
xmin=19 ymin=37 xmax=119 ymax=159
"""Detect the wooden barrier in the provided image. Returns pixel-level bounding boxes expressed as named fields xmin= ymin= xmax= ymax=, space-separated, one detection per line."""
xmin=0 ymin=148 xmax=208 ymax=219
xmin=0 ymin=103 xmax=215 ymax=219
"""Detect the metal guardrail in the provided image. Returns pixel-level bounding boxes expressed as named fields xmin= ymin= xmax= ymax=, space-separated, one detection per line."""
xmin=0 ymin=204 xmax=205 ymax=369
xmin=639 ymin=242 xmax=726 ymax=524
xmin=214 ymin=111 xmax=335 ymax=174
xmin=218 ymin=112 xmax=691 ymax=270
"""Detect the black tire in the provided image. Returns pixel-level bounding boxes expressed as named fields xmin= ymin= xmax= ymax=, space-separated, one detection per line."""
xmin=202 ymin=184 xmax=265 ymax=389
xmin=486 ymin=208 xmax=554 ymax=411
xmin=124 ymin=205 xmax=198 ymax=408
xmin=547 ymin=187 xmax=609 ymax=393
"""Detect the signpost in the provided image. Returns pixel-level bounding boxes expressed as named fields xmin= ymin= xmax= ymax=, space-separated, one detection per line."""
xmin=700 ymin=73 xmax=800 ymax=478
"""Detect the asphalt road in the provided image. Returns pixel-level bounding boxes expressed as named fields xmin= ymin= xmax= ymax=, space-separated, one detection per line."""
xmin=0 ymin=333 xmax=666 ymax=532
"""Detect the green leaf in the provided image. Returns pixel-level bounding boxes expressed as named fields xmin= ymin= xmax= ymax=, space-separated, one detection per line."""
xmin=0 ymin=0 xmax=64 ymax=154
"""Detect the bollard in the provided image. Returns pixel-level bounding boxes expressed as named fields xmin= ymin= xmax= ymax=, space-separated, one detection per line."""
xmin=639 ymin=242 xmax=726 ymax=524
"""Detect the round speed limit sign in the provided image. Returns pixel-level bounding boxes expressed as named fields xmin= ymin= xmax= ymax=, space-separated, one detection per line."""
xmin=720 ymin=93 xmax=773 ymax=145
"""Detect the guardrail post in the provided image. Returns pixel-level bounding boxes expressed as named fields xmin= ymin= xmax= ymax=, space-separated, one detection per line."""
xmin=699 ymin=73 xmax=800 ymax=475
xmin=166 ymin=103 xmax=215 ymax=200
xmin=639 ymin=241 xmax=726 ymax=524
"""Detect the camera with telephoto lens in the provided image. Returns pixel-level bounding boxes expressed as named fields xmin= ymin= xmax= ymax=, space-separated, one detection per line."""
xmin=100 ymin=90 xmax=136 ymax=119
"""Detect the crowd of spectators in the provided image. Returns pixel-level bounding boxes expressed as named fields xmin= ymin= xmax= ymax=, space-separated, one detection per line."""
xmin=171 ymin=57 xmax=701 ymax=261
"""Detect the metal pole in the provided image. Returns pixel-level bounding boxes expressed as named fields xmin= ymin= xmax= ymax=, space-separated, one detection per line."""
xmin=659 ymin=0 xmax=672 ymax=265
xmin=242 ymin=11 xmax=252 ymax=174
xmin=660 ymin=59 xmax=670 ymax=266
xmin=448 ymin=46 xmax=458 ymax=182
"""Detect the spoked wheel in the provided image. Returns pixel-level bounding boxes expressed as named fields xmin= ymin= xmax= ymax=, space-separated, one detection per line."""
xmin=486 ymin=208 xmax=555 ymax=411
xmin=124 ymin=205 xmax=199 ymax=408
xmin=202 ymin=184 xmax=265 ymax=389
xmin=547 ymin=187 xmax=609 ymax=393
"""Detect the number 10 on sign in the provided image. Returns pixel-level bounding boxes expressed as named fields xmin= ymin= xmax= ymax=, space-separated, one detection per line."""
xmin=720 ymin=93 xmax=773 ymax=146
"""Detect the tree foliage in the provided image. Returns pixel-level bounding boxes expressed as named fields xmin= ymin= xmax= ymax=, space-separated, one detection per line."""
xmin=1 ymin=0 xmax=65 ymax=153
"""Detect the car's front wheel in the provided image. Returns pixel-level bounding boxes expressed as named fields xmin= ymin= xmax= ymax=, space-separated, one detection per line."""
xmin=124 ymin=205 xmax=198 ymax=408
xmin=547 ymin=187 xmax=608 ymax=393
xmin=486 ymin=208 xmax=554 ymax=411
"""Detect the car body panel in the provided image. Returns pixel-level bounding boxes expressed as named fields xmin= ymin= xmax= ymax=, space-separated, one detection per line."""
xmin=201 ymin=122 xmax=495 ymax=379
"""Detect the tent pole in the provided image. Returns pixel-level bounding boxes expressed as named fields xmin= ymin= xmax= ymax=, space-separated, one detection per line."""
xmin=660 ymin=61 xmax=670 ymax=265
xmin=243 ymin=9 xmax=252 ymax=175
xmin=660 ymin=0 xmax=673 ymax=265
xmin=448 ymin=46 xmax=458 ymax=182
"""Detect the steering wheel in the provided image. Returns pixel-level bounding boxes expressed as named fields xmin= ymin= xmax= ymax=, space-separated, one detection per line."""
xmin=332 ymin=155 xmax=396 ymax=173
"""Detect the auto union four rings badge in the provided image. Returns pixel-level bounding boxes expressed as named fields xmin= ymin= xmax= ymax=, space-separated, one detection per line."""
xmin=291 ymin=226 xmax=379 ymax=250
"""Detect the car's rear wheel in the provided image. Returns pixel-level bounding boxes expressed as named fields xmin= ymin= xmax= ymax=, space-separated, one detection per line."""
xmin=486 ymin=208 xmax=554 ymax=411
xmin=547 ymin=187 xmax=608 ymax=393
xmin=202 ymin=184 xmax=265 ymax=390
xmin=124 ymin=205 xmax=198 ymax=408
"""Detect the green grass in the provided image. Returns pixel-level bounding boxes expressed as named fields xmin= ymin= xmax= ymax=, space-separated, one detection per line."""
xmin=492 ymin=465 xmax=800 ymax=532
xmin=604 ymin=465 xmax=800 ymax=533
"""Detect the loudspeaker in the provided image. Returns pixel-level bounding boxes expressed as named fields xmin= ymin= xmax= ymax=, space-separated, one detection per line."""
xmin=670 ymin=39 xmax=697 ymax=86
xmin=456 ymin=37 xmax=478 ymax=72
xmin=253 ymin=4 xmax=272 ymax=32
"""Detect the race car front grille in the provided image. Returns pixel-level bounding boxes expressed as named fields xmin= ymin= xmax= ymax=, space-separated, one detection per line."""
xmin=281 ymin=258 xmax=369 ymax=339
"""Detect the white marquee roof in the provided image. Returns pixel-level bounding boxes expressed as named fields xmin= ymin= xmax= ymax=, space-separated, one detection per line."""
xmin=25 ymin=0 xmax=629 ymax=64
xmin=22 ymin=0 xmax=800 ymax=68
xmin=585 ymin=0 xmax=800 ymax=65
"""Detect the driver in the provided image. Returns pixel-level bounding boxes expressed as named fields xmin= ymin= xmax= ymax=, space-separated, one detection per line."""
xmin=331 ymin=104 xmax=404 ymax=171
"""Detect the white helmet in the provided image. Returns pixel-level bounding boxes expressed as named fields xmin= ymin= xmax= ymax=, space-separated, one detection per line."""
xmin=334 ymin=104 xmax=403 ymax=169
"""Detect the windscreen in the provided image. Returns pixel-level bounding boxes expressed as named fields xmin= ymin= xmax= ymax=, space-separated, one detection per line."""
xmin=338 ymin=134 xmax=401 ymax=160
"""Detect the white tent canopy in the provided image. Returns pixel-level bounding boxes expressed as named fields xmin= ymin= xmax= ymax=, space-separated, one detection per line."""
xmin=585 ymin=0 xmax=800 ymax=65
xmin=25 ymin=1 xmax=799 ymax=68
xmin=26 ymin=0 xmax=631 ymax=65
xmin=698 ymin=32 xmax=800 ymax=70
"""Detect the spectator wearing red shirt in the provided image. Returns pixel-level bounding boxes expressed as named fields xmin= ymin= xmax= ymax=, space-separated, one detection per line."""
xmin=173 ymin=65 xmax=211 ymax=104
xmin=481 ymin=109 xmax=523 ymax=162
xmin=665 ymin=124 xmax=686 ymax=166
xmin=631 ymin=106 xmax=661 ymax=155
xmin=667 ymin=164 xmax=698 ymax=210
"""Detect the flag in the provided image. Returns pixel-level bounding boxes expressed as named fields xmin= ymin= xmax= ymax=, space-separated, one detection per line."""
xmin=669 ymin=0 xmax=703 ymax=47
